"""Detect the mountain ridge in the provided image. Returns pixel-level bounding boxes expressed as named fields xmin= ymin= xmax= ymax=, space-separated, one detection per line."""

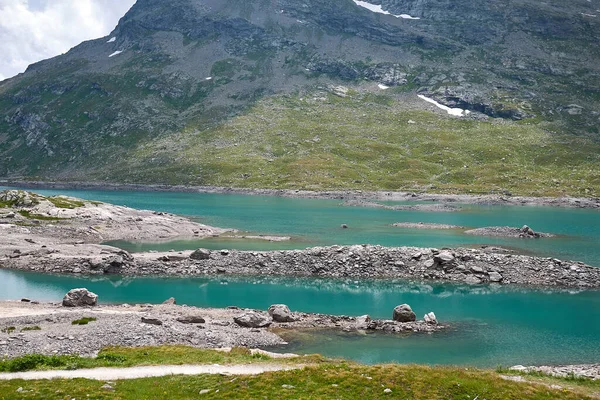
xmin=0 ymin=0 xmax=599 ymax=196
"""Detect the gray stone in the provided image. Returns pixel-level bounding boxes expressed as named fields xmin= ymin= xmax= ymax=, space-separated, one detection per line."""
xmin=199 ymin=389 xmax=211 ymax=395
xmin=101 ymin=384 xmax=115 ymax=391
xmin=190 ymin=249 xmax=211 ymax=260
xmin=341 ymin=224 xmax=348 ymax=229
xmin=465 ymin=275 xmax=482 ymax=284
xmin=141 ymin=317 xmax=163 ymax=326
xmin=424 ymin=259 xmax=435 ymax=268
xmin=424 ymin=312 xmax=437 ymax=325
xmin=488 ymin=271 xmax=503 ymax=282
xmin=392 ymin=304 xmax=416 ymax=322
xmin=435 ymin=251 xmax=455 ymax=263
xmin=233 ymin=311 xmax=272 ymax=328
xmin=268 ymin=304 xmax=296 ymax=323
xmin=62 ymin=288 xmax=98 ymax=307
xmin=162 ymin=297 xmax=176 ymax=305
xmin=177 ymin=315 xmax=206 ymax=324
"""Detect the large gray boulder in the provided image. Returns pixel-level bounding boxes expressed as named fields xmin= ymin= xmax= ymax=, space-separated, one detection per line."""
xmin=190 ymin=248 xmax=211 ymax=260
xmin=268 ymin=304 xmax=296 ymax=323
xmin=233 ymin=311 xmax=272 ymax=328
xmin=62 ymin=288 xmax=98 ymax=307
xmin=392 ymin=304 xmax=416 ymax=322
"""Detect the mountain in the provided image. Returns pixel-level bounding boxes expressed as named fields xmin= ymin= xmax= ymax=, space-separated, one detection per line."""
xmin=0 ymin=0 xmax=599 ymax=196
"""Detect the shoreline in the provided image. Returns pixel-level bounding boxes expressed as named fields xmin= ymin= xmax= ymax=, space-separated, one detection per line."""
xmin=0 ymin=300 xmax=442 ymax=359
xmin=2 ymin=180 xmax=599 ymax=209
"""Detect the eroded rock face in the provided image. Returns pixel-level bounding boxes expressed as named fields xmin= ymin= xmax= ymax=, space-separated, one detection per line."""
xmin=392 ymin=304 xmax=416 ymax=322
xmin=233 ymin=311 xmax=272 ymax=328
xmin=62 ymin=288 xmax=98 ymax=307
xmin=268 ymin=304 xmax=296 ymax=323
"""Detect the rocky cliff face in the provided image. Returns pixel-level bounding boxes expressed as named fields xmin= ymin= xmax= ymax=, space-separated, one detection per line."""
xmin=0 ymin=0 xmax=598 ymax=190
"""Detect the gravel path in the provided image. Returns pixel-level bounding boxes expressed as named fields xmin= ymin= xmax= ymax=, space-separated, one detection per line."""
xmin=0 ymin=364 xmax=300 ymax=381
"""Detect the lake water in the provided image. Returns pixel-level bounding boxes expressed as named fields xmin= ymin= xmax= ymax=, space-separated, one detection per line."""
xmin=2 ymin=186 xmax=600 ymax=266
xmin=0 ymin=269 xmax=598 ymax=367
xmin=1 ymin=186 xmax=599 ymax=366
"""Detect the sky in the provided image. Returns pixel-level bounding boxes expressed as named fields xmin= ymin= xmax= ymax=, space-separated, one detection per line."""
xmin=0 ymin=0 xmax=136 ymax=81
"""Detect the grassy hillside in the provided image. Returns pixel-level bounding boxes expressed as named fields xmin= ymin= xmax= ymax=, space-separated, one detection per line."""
xmin=97 ymin=91 xmax=600 ymax=197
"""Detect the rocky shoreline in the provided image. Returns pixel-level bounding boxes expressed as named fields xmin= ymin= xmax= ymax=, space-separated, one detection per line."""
xmin=0 ymin=300 xmax=443 ymax=359
xmin=2 ymin=180 xmax=600 ymax=209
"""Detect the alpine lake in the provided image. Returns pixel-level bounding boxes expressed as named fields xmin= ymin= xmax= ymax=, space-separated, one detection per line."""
xmin=1 ymin=187 xmax=599 ymax=367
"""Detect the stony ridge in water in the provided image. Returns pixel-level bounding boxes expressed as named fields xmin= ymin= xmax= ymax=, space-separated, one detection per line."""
xmin=4 ymin=245 xmax=599 ymax=289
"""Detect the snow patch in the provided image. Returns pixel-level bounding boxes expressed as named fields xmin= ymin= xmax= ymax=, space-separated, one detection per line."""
xmin=107 ymin=37 xmax=116 ymax=43
xmin=352 ymin=1 xmax=420 ymax=19
xmin=378 ymin=84 xmax=390 ymax=90
xmin=108 ymin=50 xmax=123 ymax=58
xmin=418 ymin=95 xmax=470 ymax=117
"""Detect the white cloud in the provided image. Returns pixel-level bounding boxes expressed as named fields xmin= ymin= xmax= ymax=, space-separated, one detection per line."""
xmin=0 ymin=0 xmax=135 ymax=81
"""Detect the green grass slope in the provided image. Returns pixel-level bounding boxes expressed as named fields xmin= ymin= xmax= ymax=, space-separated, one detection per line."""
xmin=99 ymin=91 xmax=600 ymax=197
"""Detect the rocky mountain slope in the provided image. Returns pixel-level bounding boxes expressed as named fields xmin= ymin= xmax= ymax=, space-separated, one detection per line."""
xmin=0 ymin=0 xmax=599 ymax=195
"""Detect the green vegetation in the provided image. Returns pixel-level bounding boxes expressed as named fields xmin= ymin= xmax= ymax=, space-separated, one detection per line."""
xmin=71 ymin=317 xmax=97 ymax=325
xmin=110 ymin=93 xmax=600 ymax=197
xmin=47 ymin=196 xmax=85 ymax=209
xmin=20 ymin=326 xmax=41 ymax=332
xmin=0 ymin=351 xmax=598 ymax=399
xmin=17 ymin=210 xmax=66 ymax=221
xmin=1 ymin=327 xmax=15 ymax=334
xmin=0 ymin=346 xmax=316 ymax=373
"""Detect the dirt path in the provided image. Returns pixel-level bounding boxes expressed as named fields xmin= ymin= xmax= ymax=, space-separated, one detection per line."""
xmin=0 ymin=364 xmax=301 ymax=381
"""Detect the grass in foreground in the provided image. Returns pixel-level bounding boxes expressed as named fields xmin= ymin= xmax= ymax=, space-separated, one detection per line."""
xmin=0 ymin=346 xmax=323 ymax=373
xmin=1 ymin=361 xmax=598 ymax=399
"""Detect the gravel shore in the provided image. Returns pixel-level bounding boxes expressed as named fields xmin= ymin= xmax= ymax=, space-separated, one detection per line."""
xmin=0 ymin=301 xmax=443 ymax=359
xmin=3 ymin=181 xmax=600 ymax=209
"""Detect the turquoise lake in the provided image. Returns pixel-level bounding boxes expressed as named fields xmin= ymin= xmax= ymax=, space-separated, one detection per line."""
xmin=1 ymin=269 xmax=598 ymax=367
xmin=1 ymin=186 xmax=599 ymax=366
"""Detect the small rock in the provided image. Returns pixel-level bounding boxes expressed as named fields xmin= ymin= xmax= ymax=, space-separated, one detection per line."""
xmin=341 ymin=224 xmax=348 ymax=229
xmin=392 ymin=304 xmax=416 ymax=322
xmin=424 ymin=312 xmax=437 ymax=325
xmin=177 ymin=315 xmax=206 ymax=324
xmin=141 ymin=317 xmax=163 ymax=326
xmin=435 ymin=251 xmax=455 ymax=263
xmin=384 ymin=388 xmax=392 ymax=394
xmin=233 ymin=311 xmax=272 ymax=328
xmin=162 ymin=297 xmax=176 ymax=305
xmin=16 ymin=387 xmax=23 ymax=393
xmin=21 ymin=298 xmax=31 ymax=303
xmin=101 ymin=384 xmax=114 ymax=391
xmin=488 ymin=271 xmax=503 ymax=282
xmin=199 ymin=389 xmax=211 ymax=395
xmin=465 ymin=275 xmax=482 ymax=284
xmin=281 ymin=384 xmax=295 ymax=389
xmin=190 ymin=249 xmax=211 ymax=260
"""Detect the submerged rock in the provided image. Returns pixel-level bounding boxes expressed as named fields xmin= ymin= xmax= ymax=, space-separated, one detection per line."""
xmin=392 ymin=304 xmax=416 ymax=322
xmin=62 ymin=288 xmax=98 ymax=307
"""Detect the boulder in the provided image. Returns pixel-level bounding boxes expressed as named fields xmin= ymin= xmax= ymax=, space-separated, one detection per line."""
xmin=177 ymin=315 xmax=206 ymax=324
xmin=355 ymin=314 xmax=371 ymax=329
xmin=392 ymin=304 xmax=416 ymax=322
xmin=141 ymin=317 xmax=163 ymax=326
xmin=435 ymin=251 xmax=455 ymax=263
xmin=190 ymin=248 xmax=211 ymax=260
xmin=162 ymin=297 xmax=176 ymax=305
xmin=233 ymin=311 xmax=272 ymax=328
xmin=424 ymin=312 xmax=438 ymax=325
xmin=488 ymin=271 xmax=503 ymax=282
xmin=268 ymin=304 xmax=296 ymax=323
xmin=341 ymin=224 xmax=348 ymax=229
xmin=62 ymin=288 xmax=98 ymax=307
